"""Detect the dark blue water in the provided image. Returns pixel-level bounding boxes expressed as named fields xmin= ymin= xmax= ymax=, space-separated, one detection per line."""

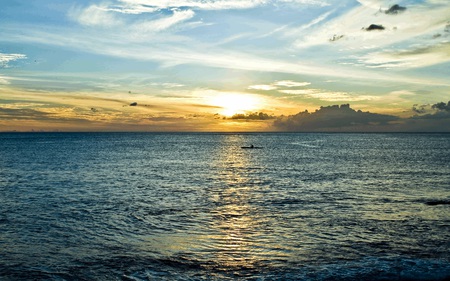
xmin=0 ymin=133 xmax=449 ymax=280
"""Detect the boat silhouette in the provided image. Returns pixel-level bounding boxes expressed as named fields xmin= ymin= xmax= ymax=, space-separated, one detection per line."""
xmin=241 ymin=145 xmax=262 ymax=149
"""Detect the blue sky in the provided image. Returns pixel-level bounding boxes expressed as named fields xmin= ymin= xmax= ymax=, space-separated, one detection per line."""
xmin=0 ymin=0 xmax=449 ymax=131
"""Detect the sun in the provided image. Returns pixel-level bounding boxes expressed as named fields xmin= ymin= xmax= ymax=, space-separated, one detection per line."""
xmin=209 ymin=93 xmax=263 ymax=116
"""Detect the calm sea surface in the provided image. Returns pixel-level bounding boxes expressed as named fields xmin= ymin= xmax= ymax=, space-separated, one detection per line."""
xmin=0 ymin=133 xmax=449 ymax=280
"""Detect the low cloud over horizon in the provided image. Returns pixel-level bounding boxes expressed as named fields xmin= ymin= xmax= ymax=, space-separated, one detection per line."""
xmin=272 ymin=103 xmax=450 ymax=132
xmin=2 ymin=101 xmax=450 ymax=132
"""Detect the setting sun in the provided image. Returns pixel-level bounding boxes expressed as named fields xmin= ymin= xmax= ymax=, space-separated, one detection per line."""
xmin=209 ymin=93 xmax=263 ymax=117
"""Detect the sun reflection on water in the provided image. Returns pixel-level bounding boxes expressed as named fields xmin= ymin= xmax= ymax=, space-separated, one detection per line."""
xmin=200 ymin=134 xmax=287 ymax=274
xmin=137 ymin=134 xmax=291 ymax=276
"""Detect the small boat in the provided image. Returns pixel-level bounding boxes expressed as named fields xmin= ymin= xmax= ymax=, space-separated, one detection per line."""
xmin=241 ymin=145 xmax=262 ymax=149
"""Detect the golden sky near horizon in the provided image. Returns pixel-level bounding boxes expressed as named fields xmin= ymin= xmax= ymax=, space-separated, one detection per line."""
xmin=1 ymin=0 xmax=449 ymax=131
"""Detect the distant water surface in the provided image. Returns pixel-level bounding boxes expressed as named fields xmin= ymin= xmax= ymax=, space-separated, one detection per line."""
xmin=0 ymin=133 xmax=449 ymax=280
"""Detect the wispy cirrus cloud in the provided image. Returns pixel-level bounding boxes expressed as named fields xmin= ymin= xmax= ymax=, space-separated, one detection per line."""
xmin=279 ymin=89 xmax=379 ymax=101
xmin=248 ymin=84 xmax=278 ymax=91
xmin=248 ymin=80 xmax=311 ymax=90
xmin=302 ymin=11 xmax=422 ymax=49
xmin=0 ymin=52 xmax=27 ymax=68
xmin=68 ymin=0 xmax=331 ymax=32
xmin=248 ymin=80 xmax=380 ymax=103
xmin=132 ymin=9 xmax=195 ymax=32
xmin=69 ymin=5 xmax=123 ymax=27
xmin=103 ymin=3 xmax=158 ymax=14
xmin=118 ymin=0 xmax=265 ymax=11
xmin=291 ymin=0 xmax=450 ymax=55
xmin=270 ymin=0 xmax=450 ymax=91
xmin=0 ymin=76 xmax=11 ymax=85
xmin=2 ymin=13 xmax=447 ymax=88
xmin=274 ymin=80 xmax=311 ymax=87
xmin=70 ymin=0 xmax=331 ymax=32
xmin=281 ymin=9 xmax=334 ymax=38
xmin=70 ymin=2 xmax=195 ymax=31
xmin=114 ymin=0 xmax=328 ymax=12
xmin=361 ymin=42 xmax=450 ymax=69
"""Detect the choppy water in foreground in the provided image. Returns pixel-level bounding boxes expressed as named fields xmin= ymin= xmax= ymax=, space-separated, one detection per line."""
xmin=0 ymin=133 xmax=449 ymax=281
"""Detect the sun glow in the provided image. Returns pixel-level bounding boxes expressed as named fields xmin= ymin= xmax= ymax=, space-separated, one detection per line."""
xmin=209 ymin=93 xmax=263 ymax=116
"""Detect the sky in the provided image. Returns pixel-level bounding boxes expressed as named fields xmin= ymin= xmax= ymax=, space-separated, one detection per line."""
xmin=0 ymin=0 xmax=449 ymax=132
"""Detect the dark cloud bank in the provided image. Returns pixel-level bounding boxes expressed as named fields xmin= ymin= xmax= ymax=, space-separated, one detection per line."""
xmin=385 ymin=4 xmax=406 ymax=15
xmin=364 ymin=24 xmax=385 ymax=31
xmin=272 ymin=103 xmax=450 ymax=132
xmin=230 ymin=112 xmax=274 ymax=120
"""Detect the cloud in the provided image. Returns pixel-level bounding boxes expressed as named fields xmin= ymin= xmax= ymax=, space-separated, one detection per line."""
xmin=0 ymin=104 xmax=219 ymax=132
xmin=412 ymin=111 xmax=450 ymax=122
xmin=432 ymin=101 xmax=450 ymax=112
xmin=71 ymin=3 xmax=194 ymax=31
xmin=132 ymin=9 xmax=195 ymax=32
xmin=2 ymin=0 xmax=448 ymax=93
xmin=412 ymin=104 xmax=432 ymax=114
xmin=229 ymin=112 xmax=274 ymax=120
xmin=361 ymin=43 xmax=450 ymax=68
xmin=329 ymin=34 xmax=344 ymax=42
xmin=356 ymin=0 xmax=384 ymax=9
xmin=115 ymin=0 xmax=327 ymax=12
xmin=150 ymin=82 xmax=185 ymax=88
xmin=281 ymin=10 xmax=334 ymax=39
xmin=0 ymin=76 xmax=11 ymax=85
xmin=292 ymin=0 xmax=450 ymax=56
xmin=364 ymin=24 xmax=385 ymax=31
xmin=0 ymin=107 xmax=53 ymax=120
xmin=273 ymin=104 xmax=399 ymax=131
xmin=0 ymin=86 xmax=231 ymax=131
xmin=403 ymin=101 xmax=450 ymax=131
xmin=66 ymin=0 xmax=331 ymax=37
xmin=0 ymin=106 xmax=93 ymax=124
xmin=0 ymin=52 xmax=27 ymax=68
xmin=103 ymin=3 xmax=158 ymax=14
xmin=3 ymin=14 xmax=443 ymax=86
xmin=274 ymin=80 xmax=311 ymax=87
xmin=385 ymin=4 xmax=406 ymax=15
xmin=248 ymin=84 xmax=278 ymax=91
xmin=116 ymin=0 xmax=266 ymax=11
xmin=412 ymin=101 xmax=450 ymax=117
xmin=279 ymin=89 xmax=378 ymax=101
xmin=10 ymin=26 xmax=358 ymax=80
xmin=147 ymin=116 xmax=186 ymax=122
xmin=276 ymin=0 xmax=330 ymax=7
xmin=70 ymin=5 xmax=122 ymax=27
xmin=248 ymin=80 xmax=311 ymax=91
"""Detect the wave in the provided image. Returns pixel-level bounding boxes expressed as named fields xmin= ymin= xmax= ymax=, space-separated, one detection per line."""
xmin=3 ymin=256 xmax=448 ymax=281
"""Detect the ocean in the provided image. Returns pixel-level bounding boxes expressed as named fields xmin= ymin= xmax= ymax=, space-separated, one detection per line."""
xmin=0 ymin=132 xmax=449 ymax=280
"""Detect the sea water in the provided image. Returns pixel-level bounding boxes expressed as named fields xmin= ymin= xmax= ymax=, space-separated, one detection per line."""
xmin=0 ymin=133 xmax=449 ymax=280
